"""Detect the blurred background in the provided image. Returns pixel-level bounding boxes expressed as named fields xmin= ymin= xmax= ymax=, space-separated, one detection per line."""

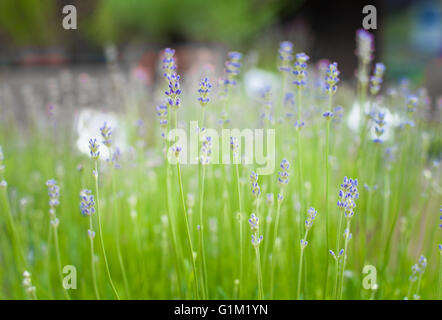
xmin=0 ymin=0 xmax=441 ymax=104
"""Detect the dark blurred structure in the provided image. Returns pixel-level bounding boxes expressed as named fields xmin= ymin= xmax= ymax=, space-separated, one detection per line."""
xmin=0 ymin=0 xmax=440 ymax=98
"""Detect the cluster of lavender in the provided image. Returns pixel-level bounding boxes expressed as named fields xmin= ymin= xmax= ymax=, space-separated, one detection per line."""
xmin=278 ymin=159 xmax=290 ymax=186
xmin=329 ymin=249 xmax=345 ymax=263
xmin=156 ymin=104 xmax=169 ymax=137
xmin=162 ymin=48 xmax=177 ymax=78
xmin=80 ymin=189 xmax=96 ymax=239
xmin=294 ymin=120 xmax=305 ymax=131
xmin=369 ymin=63 xmax=386 ymax=96
xmin=88 ymin=138 xmax=100 ymax=160
xmin=249 ymin=213 xmax=263 ymax=248
xmin=301 ymin=207 xmax=317 ymax=248
xmin=407 ymin=255 xmax=427 ymax=299
xmin=278 ymin=41 xmax=294 ymax=73
xmin=80 ymin=189 xmax=95 ymax=217
xmin=100 ymin=122 xmax=112 ymax=147
xmin=337 ymin=176 xmax=359 ymax=220
xmin=372 ymin=111 xmax=386 ymax=144
xmin=224 ymin=52 xmax=242 ymax=88
xmin=230 ymin=136 xmax=239 ymax=161
xmin=165 ymin=73 xmax=182 ymax=111
xmin=198 ymin=77 xmax=212 ymax=107
xmin=293 ymin=53 xmax=309 ymax=89
xmin=250 ymin=171 xmax=261 ymax=198
xmin=325 ymin=62 xmax=340 ymax=96
xmin=260 ymin=86 xmax=274 ymax=126
xmin=46 ymin=179 xmax=60 ymax=228
xmin=199 ymin=135 xmax=212 ymax=165
xmin=409 ymin=256 xmax=427 ymax=281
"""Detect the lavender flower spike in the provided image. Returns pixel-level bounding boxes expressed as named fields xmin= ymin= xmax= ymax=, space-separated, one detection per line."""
xmin=100 ymin=122 xmax=113 ymax=147
xmin=293 ymin=53 xmax=309 ymax=89
xmin=88 ymin=138 xmax=100 ymax=160
xmin=80 ymin=189 xmax=95 ymax=217
xmin=198 ymin=77 xmax=212 ymax=107
xmin=325 ymin=62 xmax=340 ymax=96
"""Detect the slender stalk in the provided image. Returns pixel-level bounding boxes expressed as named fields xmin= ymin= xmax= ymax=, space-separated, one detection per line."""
xmin=415 ymin=272 xmax=423 ymax=299
xmin=110 ymin=162 xmax=130 ymax=298
xmin=53 ymin=225 xmax=71 ymax=300
xmin=438 ymin=252 xmax=442 ymax=300
xmin=177 ymin=161 xmax=200 ymax=299
xmin=255 ymin=246 xmax=264 ymax=300
xmin=333 ymin=210 xmax=344 ymax=299
xmin=270 ymin=189 xmax=282 ymax=299
xmin=94 ymin=160 xmax=120 ymax=300
xmin=46 ymin=227 xmax=54 ymax=299
xmin=235 ymin=163 xmax=244 ymax=298
xmin=297 ymin=229 xmax=309 ymax=299
xmin=198 ymin=165 xmax=208 ymax=299
xmin=89 ymin=216 xmax=100 ymax=300
xmin=198 ymin=108 xmax=208 ymax=299
xmin=164 ymin=111 xmax=184 ymax=298
xmin=339 ymin=219 xmax=351 ymax=299
xmin=1 ymin=187 xmax=26 ymax=268
xmin=323 ymin=95 xmax=332 ymax=298
xmin=174 ymin=109 xmax=199 ymax=299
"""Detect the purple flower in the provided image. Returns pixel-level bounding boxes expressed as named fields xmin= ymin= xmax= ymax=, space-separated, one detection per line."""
xmin=162 ymin=48 xmax=177 ymax=78
xmin=200 ymin=135 xmax=212 ymax=165
xmin=100 ymin=122 xmax=112 ymax=147
xmin=278 ymin=41 xmax=294 ymax=72
xmin=369 ymin=63 xmax=386 ymax=96
xmin=165 ymin=73 xmax=182 ymax=110
xmin=46 ymin=179 xmax=60 ymax=209
xmin=322 ymin=111 xmax=334 ymax=120
xmin=198 ymin=77 xmax=212 ymax=107
xmin=293 ymin=53 xmax=309 ymax=88
xmin=325 ymin=62 xmax=340 ymax=95
xmin=250 ymin=171 xmax=261 ymax=197
xmin=278 ymin=159 xmax=290 ymax=186
xmin=224 ymin=51 xmax=242 ymax=87
xmin=251 ymin=234 xmax=263 ymax=248
xmin=80 ymin=189 xmax=95 ymax=217
xmin=88 ymin=138 xmax=100 ymax=160
xmin=337 ymin=176 xmax=359 ymax=219
xmin=248 ymin=213 xmax=259 ymax=232
xmin=305 ymin=207 xmax=317 ymax=229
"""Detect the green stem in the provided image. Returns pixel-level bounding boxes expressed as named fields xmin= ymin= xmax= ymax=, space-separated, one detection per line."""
xmin=255 ymin=246 xmax=264 ymax=300
xmin=89 ymin=216 xmax=100 ymax=300
xmin=297 ymin=229 xmax=309 ymax=299
xmin=235 ymin=163 xmax=244 ymax=299
xmin=110 ymin=161 xmax=130 ymax=299
xmin=438 ymin=252 xmax=442 ymax=300
xmin=199 ymin=165 xmax=208 ymax=299
xmin=53 ymin=226 xmax=71 ymax=300
xmin=177 ymin=162 xmax=200 ymax=299
xmin=94 ymin=160 xmax=120 ymax=300
xmin=270 ymin=190 xmax=282 ymax=299
xmin=339 ymin=219 xmax=351 ymax=299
